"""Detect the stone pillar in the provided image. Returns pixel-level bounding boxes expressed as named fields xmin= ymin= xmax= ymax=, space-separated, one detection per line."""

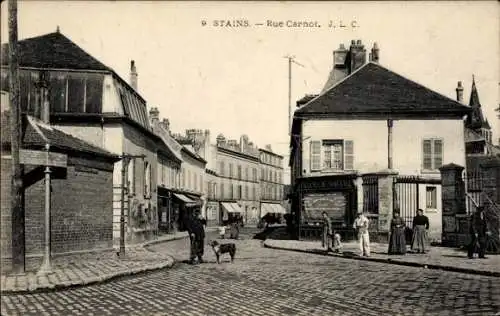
xmin=376 ymin=170 xmax=398 ymax=241
xmin=439 ymin=163 xmax=466 ymax=247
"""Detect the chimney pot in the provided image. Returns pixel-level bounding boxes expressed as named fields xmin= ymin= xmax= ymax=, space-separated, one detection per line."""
xmin=351 ymin=40 xmax=356 ymax=45
xmin=357 ymin=40 xmax=362 ymax=45
xmin=339 ymin=43 xmax=346 ymax=49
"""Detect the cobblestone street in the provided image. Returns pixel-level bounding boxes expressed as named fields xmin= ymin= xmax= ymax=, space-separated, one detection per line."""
xmin=1 ymin=230 xmax=500 ymax=316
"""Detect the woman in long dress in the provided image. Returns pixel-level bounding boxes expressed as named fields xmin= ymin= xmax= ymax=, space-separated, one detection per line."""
xmin=411 ymin=209 xmax=429 ymax=253
xmin=388 ymin=211 xmax=406 ymax=255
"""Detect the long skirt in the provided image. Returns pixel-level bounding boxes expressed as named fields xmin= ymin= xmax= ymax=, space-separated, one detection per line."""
xmin=388 ymin=227 xmax=406 ymax=254
xmin=411 ymin=225 xmax=428 ymax=253
xmin=190 ymin=236 xmax=204 ymax=260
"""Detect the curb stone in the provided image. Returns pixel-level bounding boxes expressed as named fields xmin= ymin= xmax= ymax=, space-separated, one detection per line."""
xmin=1 ymin=247 xmax=178 ymax=295
xmin=263 ymin=240 xmax=500 ymax=278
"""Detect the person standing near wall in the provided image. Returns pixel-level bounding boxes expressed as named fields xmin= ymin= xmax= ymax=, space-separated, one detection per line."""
xmin=411 ymin=209 xmax=429 ymax=254
xmin=388 ymin=211 xmax=406 ymax=255
xmin=354 ymin=211 xmax=370 ymax=257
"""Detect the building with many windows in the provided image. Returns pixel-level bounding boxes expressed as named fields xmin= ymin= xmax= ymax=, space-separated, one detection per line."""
xmin=259 ymin=145 xmax=286 ymax=221
xmin=215 ymin=134 xmax=261 ymax=225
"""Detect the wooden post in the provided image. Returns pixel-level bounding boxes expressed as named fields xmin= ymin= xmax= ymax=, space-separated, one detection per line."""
xmin=9 ymin=0 xmax=25 ymax=274
xmin=37 ymin=144 xmax=52 ymax=275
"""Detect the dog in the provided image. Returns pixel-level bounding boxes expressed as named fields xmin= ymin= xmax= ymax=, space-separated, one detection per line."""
xmin=209 ymin=240 xmax=236 ymax=264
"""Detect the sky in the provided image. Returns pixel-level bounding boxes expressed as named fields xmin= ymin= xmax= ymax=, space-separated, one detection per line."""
xmin=1 ymin=1 xmax=499 ymax=183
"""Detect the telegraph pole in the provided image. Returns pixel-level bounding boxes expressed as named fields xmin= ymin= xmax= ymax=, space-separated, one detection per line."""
xmin=283 ymin=55 xmax=304 ymax=136
xmin=9 ymin=0 xmax=25 ymax=274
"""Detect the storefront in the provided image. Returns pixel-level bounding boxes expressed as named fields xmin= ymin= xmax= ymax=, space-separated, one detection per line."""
xmin=170 ymin=192 xmax=203 ymax=231
xmin=220 ymin=201 xmax=243 ymax=225
xmin=260 ymin=202 xmax=287 ymax=224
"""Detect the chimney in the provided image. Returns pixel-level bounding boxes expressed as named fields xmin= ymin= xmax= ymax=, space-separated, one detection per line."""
xmin=348 ymin=39 xmax=366 ymax=74
xmin=160 ymin=118 xmax=170 ymax=132
xmin=456 ymin=81 xmax=464 ymax=103
xmin=370 ymin=42 xmax=379 ymax=63
xmin=265 ymin=144 xmax=272 ymax=151
xmin=130 ymin=60 xmax=138 ymax=91
xmin=149 ymin=107 xmax=159 ymax=125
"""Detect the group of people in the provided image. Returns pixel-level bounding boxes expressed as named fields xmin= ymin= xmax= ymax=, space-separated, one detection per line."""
xmin=322 ymin=207 xmax=490 ymax=259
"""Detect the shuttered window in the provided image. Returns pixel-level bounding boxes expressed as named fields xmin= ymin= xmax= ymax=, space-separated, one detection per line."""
xmin=422 ymin=138 xmax=443 ymax=170
xmin=310 ymin=141 xmax=321 ymax=171
xmin=344 ymin=140 xmax=354 ymax=170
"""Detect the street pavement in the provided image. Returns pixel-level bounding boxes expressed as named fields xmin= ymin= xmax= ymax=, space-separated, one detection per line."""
xmin=1 ymin=228 xmax=500 ymax=316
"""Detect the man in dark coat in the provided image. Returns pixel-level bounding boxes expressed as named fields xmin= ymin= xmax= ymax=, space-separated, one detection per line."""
xmin=468 ymin=207 xmax=488 ymax=259
xmin=189 ymin=212 xmax=206 ymax=264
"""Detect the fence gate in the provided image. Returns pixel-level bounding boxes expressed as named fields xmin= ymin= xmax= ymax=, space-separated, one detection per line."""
xmin=393 ymin=176 xmax=441 ymax=229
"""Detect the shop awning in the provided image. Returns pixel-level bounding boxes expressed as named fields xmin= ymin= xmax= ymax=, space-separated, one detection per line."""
xmin=221 ymin=202 xmax=242 ymax=213
xmin=261 ymin=203 xmax=287 ymax=217
xmin=173 ymin=193 xmax=195 ymax=204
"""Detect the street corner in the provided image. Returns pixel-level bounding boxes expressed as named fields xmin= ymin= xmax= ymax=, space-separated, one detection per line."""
xmin=0 ymin=247 xmax=176 ymax=294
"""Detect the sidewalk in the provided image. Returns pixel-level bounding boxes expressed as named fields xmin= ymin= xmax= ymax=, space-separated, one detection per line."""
xmin=264 ymin=239 xmax=500 ymax=277
xmin=0 ymin=230 xmax=200 ymax=294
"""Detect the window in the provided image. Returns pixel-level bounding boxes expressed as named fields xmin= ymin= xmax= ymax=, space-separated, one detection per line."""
xmin=220 ymin=183 xmax=225 ymax=199
xmin=237 ymin=165 xmax=242 ymax=179
xmin=253 ymin=186 xmax=256 ymax=200
xmin=238 ymin=185 xmax=242 ymax=199
xmin=229 ymin=184 xmax=234 ymax=199
xmin=426 ymin=186 xmax=437 ymax=209
xmin=245 ymin=168 xmax=249 ymax=181
xmin=67 ymin=74 xmax=85 ymax=113
xmin=253 ymin=168 xmax=257 ymax=181
xmin=261 ymin=169 xmax=264 ymax=180
xmin=310 ymin=140 xmax=354 ymax=171
xmin=422 ymin=139 xmax=443 ymax=170
xmin=229 ymin=164 xmax=234 ymax=178
xmin=219 ymin=162 xmax=225 ymax=176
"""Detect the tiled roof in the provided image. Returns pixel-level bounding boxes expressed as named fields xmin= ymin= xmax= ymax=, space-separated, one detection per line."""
xmin=295 ymin=62 xmax=471 ymax=117
xmin=1 ymin=32 xmax=110 ymax=71
xmin=2 ymin=112 xmax=117 ymax=159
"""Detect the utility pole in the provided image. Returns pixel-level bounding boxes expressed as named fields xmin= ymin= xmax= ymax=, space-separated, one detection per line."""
xmin=9 ymin=0 xmax=25 ymax=274
xmin=283 ymin=55 xmax=304 ymax=136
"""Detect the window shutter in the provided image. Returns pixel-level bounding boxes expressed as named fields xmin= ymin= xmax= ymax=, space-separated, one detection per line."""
xmin=433 ymin=139 xmax=443 ymax=169
xmin=422 ymin=139 xmax=432 ymax=170
xmin=344 ymin=140 xmax=354 ymax=170
xmin=310 ymin=141 xmax=321 ymax=171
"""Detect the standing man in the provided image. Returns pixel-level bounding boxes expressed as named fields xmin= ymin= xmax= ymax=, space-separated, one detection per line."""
xmin=189 ymin=211 xmax=206 ymax=264
xmin=321 ymin=211 xmax=333 ymax=252
xmin=468 ymin=207 xmax=488 ymax=259
xmin=354 ymin=211 xmax=370 ymax=257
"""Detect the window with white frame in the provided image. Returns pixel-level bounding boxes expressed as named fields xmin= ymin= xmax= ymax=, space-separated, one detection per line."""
xmin=310 ymin=140 xmax=354 ymax=171
xmin=422 ymin=139 xmax=443 ymax=171
xmin=426 ymin=186 xmax=437 ymax=209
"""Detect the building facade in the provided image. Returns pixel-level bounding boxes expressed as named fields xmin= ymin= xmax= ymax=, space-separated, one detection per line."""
xmin=259 ymin=146 xmax=287 ymax=221
xmin=1 ymin=31 xmax=162 ymax=245
xmin=215 ymin=135 xmax=260 ymax=225
xmin=289 ymin=40 xmax=470 ymax=242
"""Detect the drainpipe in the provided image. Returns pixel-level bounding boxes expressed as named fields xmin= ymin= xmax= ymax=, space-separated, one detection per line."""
xmin=387 ymin=119 xmax=393 ymax=169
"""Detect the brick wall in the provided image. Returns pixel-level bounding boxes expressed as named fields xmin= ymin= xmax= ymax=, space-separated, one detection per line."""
xmin=1 ymin=154 xmax=114 ymax=271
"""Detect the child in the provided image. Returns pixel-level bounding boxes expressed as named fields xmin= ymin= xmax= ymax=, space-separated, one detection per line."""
xmin=332 ymin=231 xmax=343 ymax=253
xmin=218 ymin=224 xmax=226 ymax=239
